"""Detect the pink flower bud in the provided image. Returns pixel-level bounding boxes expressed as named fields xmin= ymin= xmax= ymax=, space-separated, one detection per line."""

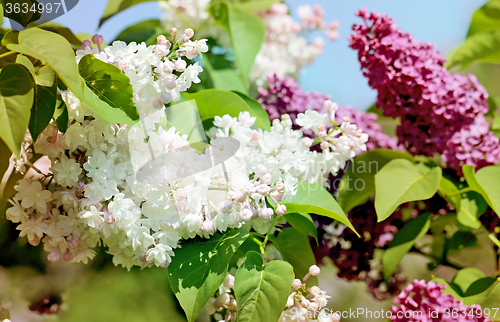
xmin=292 ymin=279 xmax=302 ymax=289
xmin=184 ymin=28 xmax=194 ymax=38
xmin=162 ymin=74 xmax=177 ymax=89
xmin=154 ymin=44 xmax=169 ymax=57
xmin=309 ymin=265 xmax=321 ymax=276
xmin=48 ymin=250 xmax=60 ymax=262
xmin=91 ymin=34 xmax=104 ymax=51
xmin=63 ymin=250 xmax=73 ymax=262
xmin=276 ymin=204 xmax=287 ymax=215
xmin=174 ymin=59 xmax=187 ymax=72
xmin=79 ymin=39 xmax=92 ymax=51
xmin=320 ymin=141 xmax=329 ymax=150
xmin=302 ymin=138 xmax=313 ymax=148
xmin=260 ymin=173 xmax=272 ymax=185
xmin=157 ymin=35 xmax=168 ymax=46
xmin=170 ymin=27 xmax=178 ymax=36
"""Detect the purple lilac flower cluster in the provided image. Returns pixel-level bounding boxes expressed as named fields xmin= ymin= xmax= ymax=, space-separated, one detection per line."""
xmin=257 ymin=75 xmax=399 ymax=151
xmin=313 ymin=196 xmax=451 ymax=300
xmin=348 ymin=9 xmax=500 ymax=173
xmin=391 ymin=280 xmax=491 ymax=322
xmin=313 ymin=202 xmax=406 ymax=300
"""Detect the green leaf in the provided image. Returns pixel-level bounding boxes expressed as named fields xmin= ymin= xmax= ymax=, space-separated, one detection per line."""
xmin=446 ymin=29 xmax=500 ymax=68
xmin=234 ymin=252 xmax=294 ymax=322
xmin=437 ymin=176 xmax=462 ymax=209
xmin=453 ymin=268 xmax=485 ymax=294
xmin=0 ymin=63 xmax=34 ymax=157
xmin=463 ymin=165 xmax=500 ymax=217
xmin=232 ymin=91 xmax=271 ymax=131
xmin=229 ymin=238 xmax=260 ymax=269
xmin=53 ymin=100 xmax=68 ymax=133
xmin=99 ymin=0 xmax=156 ymax=26
xmin=462 ymin=280 xmax=500 ymax=314
xmin=467 ymin=0 xmax=500 ymax=37
xmin=29 ymin=81 xmax=58 ymax=142
xmin=78 ymin=54 xmax=140 ymax=122
xmin=36 ymin=65 xmax=56 ymax=87
xmin=7 ymin=28 xmax=139 ymax=124
xmin=210 ymin=68 xmax=248 ymax=93
xmin=168 ymin=228 xmax=249 ymax=322
xmin=269 ymin=227 xmax=318 ymax=286
xmin=448 ymin=231 xmax=477 ymax=251
xmin=114 ymin=19 xmax=163 ymax=45
xmin=15 ymin=54 xmax=35 ymax=77
xmin=283 ymin=213 xmax=318 ymax=242
xmin=282 ymin=182 xmax=357 ymax=236
xmin=226 ymin=5 xmax=265 ymax=87
xmin=337 ymin=149 xmax=414 ymax=214
xmin=457 ymin=198 xmax=481 ymax=230
xmin=465 ymin=277 xmax=497 ymax=297
xmin=375 ymin=159 xmax=442 ymax=222
xmin=382 ymin=212 xmax=431 ymax=280
xmin=182 ymin=89 xmax=269 ymax=130
xmin=234 ymin=0 xmax=278 ymax=11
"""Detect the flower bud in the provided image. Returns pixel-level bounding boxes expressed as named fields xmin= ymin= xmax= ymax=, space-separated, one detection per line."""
xmin=184 ymin=28 xmax=194 ymax=38
xmin=157 ymin=35 xmax=168 ymax=45
xmin=292 ymin=279 xmax=302 ymax=289
xmin=276 ymin=204 xmax=287 ymax=215
xmin=223 ymin=274 xmax=235 ymax=289
xmin=174 ymin=59 xmax=187 ymax=72
xmin=170 ymin=27 xmax=178 ymax=36
xmin=91 ymin=34 xmax=104 ymax=51
xmin=48 ymin=250 xmax=60 ymax=262
xmin=302 ymin=138 xmax=313 ymax=148
xmin=309 ymin=265 xmax=321 ymax=276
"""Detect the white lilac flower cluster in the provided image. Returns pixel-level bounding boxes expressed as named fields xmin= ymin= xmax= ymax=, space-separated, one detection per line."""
xmin=251 ymin=3 xmax=339 ymax=86
xmin=158 ymin=1 xmax=339 ymax=86
xmin=5 ymin=28 xmax=367 ymax=269
xmin=204 ymin=265 xmax=339 ymax=322
xmin=75 ymin=28 xmax=208 ymax=116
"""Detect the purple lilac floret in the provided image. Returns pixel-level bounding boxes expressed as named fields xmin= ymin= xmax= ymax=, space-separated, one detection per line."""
xmin=258 ymin=75 xmax=399 ymax=151
xmin=391 ymin=279 xmax=491 ymax=322
xmin=348 ymin=8 xmax=499 ymax=172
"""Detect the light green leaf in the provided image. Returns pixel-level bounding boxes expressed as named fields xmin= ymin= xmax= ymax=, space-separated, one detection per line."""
xmin=182 ymin=89 xmax=269 ymax=130
xmin=337 ymin=149 xmax=414 ymax=214
xmin=99 ymin=0 xmax=156 ymax=26
xmin=446 ymin=29 xmax=500 ymax=68
xmin=234 ymin=0 xmax=278 ymax=11
xmin=375 ymin=159 xmax=442 ymax=222
xmin=437 ymin=176 xmax=462 ymax=210
xmin=232 ymin=91 xmax=271 ymax=131
xmin=283 ymin=212 xmax=318 ymax=242
xmin=36 ymin=65 xmax=56 ymax=87
xmin=29 ymin=81 xmax=58 ymax=142
xmin=463 ymin=164 xmax=500 ymax=217
xmin=432 ymin=277 xmax=464 ymax=299
xmin=168 ymin=228 xmax=249 ymax=322
xmin=457 ymin=198 xmax=481 ymax=230
xmin=78 ymin=54 xmax=140 ymax=122
xmin=0 ymin=63 xmax=34 ymax=157
xmin=211 ymin=69 xmax=247 ymax=93
xmin=15 ymin=54 xmax=35 ymax=77
xmin=282 ymin=182 xmax=357 ymax=236
xmin=382 ymin=212 xmax=431 ymax=280
xmin=269 ymin=227 xmax=317 ymax=286
xmin=467 ymin=0 xmax=500 ymax=37
xmin=234 ymin=252 xmax=294 ymax=322
xmin=453 ymin=268 xmax=485 ymax=294
xmin=227 ymin=5 xmax=265 ymax=87
xmin=7 ymin=28 xmax=138 ymax=124
xmin=53 ymin=100 xmax=69 ymax=133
